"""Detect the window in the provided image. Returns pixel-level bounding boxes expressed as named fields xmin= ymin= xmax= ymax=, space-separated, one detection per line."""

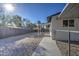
xmin=69 ymin=20 xmax=74 ymax=27
xmin=63 ymin=20 xmax=68 ymax=27
xmin=63 ymin=19 xmax=74 ymax=27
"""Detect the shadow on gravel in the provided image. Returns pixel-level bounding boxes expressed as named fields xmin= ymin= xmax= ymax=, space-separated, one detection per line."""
xmin=0 ymin=32 xmax=44 ymax=56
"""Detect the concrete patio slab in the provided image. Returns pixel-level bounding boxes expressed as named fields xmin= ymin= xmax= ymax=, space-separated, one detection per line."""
xmin=32 ymin=37 xmax=62 ymax=56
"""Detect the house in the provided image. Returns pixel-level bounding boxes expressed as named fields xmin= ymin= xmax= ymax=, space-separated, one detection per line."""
xmin=48 ymin=3 xmax=79 ymax=41
xmin=47 ymin=12 xmax=61 ymax=36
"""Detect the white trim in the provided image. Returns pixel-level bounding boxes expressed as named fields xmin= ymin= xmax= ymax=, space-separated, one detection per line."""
xmin=58 ymin=3 xmax=69 ymax=17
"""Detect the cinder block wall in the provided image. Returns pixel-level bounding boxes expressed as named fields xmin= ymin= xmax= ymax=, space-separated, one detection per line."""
xmin=0 ymin=28 xmax=31 ymax=39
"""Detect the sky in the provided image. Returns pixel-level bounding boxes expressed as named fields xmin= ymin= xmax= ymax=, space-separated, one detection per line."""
xmin=0 ymin=3 xmax=66 ymax=23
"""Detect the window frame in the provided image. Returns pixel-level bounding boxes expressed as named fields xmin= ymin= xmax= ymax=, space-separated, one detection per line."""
xmin=63 ymin=19 xmax=74 ymax=27
xmin=63 ymin=20 xmax=68 ymax=27
xmin=69 ymin=20 xmax=74 ymax=27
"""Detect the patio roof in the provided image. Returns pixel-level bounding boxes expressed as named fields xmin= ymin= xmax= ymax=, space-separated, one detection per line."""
xmin=47 ymin=12 xmax=61 ymax=22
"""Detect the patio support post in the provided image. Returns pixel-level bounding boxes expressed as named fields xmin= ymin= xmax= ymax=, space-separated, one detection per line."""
xmin=68 ymin=19 xmax=71 ymax=56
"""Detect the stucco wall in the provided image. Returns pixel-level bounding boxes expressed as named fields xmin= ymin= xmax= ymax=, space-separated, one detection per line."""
xmin=50 ymin=15 xmax=59 ymax=36
xmin=50 ymin=17 xmax=79 ymax=37
xmin=57 ymin=18 xmax=79 ymax=31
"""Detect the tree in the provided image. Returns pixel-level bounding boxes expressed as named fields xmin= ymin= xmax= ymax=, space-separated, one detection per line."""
xmin=22 ymin=18 xmax=35 ymax=29
xmin=37 ymin=20 xmax=41 ymax=24
xmin=0 ymin=14 xmax=7 ymax=27
xmin=22 ymin=18 xmax=31 ymax=28
xmin=13 ymin=15 xmax=22 ymax=27
xmin=37 ymin=20 xmax=42 ymax=33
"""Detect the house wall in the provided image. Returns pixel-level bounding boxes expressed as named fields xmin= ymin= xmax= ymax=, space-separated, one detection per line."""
xmin=50 ymin=17 xmax=79 ymax=37
xmin=50 ymin=15 xmax=59 ymax=36
xmin=57 ymin=18 xmax=79 ymax=31
xmin=50 ymin=16 xmax=79 ymax=41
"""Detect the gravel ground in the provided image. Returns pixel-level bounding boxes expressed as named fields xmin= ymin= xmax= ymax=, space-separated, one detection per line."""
xmin=56 ymin=40 xmax=79 ymax=56
xmin=0 ymin=32 xmax=43 ymax=56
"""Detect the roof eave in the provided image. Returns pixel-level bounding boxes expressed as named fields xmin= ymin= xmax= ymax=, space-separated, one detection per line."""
xmin=58 ymin=3 xmax=69 ymax=17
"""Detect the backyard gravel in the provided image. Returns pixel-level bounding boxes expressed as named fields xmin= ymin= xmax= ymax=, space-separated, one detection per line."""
xmin=56 ymin=40 xmax=79 ymax=56
xmin=0 ymin=32 xmax=43 ymax=56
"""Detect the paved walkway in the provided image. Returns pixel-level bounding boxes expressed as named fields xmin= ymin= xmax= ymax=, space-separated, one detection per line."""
xmin=32 ymin=37 xmax=62 ymax=56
